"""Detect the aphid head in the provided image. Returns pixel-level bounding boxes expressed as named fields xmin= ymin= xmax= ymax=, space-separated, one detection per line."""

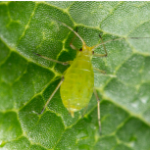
xmin=78 ymin=43 xmax=94 ymax=55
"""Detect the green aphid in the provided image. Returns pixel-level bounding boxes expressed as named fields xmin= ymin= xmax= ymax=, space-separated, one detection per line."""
xmin=35 ymin=20 xmax=147 ymax=133
xmin=35 ymin=21 xmax=107 ymax=133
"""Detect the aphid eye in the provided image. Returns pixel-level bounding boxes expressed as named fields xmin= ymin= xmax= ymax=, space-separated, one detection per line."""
xmin=79 ymin=48 xmax=82 ymax=51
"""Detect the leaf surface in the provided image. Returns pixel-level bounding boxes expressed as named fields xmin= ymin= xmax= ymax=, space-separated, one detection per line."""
xmin=0 ymin=2 xmax=150 ymax=150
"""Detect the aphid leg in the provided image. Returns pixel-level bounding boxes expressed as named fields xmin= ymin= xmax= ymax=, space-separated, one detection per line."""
xmin=33 ymin=52 xmax=70 ymax=65
xmin=70 ymin=41 xmax=79 ymax=51
xmin=40 ymin=77 xmax=64 ymax=114
xmin=93 ymin=88 xmax=101 ymax=134
xmin=70 ymin=27 xmax=79 ymax=51
xmin=93 ymin=34 xmax=107 ymax=57
xmin=93 ymin=67 xmax=106 ymax=74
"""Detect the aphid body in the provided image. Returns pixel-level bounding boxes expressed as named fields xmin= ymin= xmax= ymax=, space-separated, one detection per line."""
xmin=38 ymin=20 xmax=107 ymax=132
xmin=60 ymin=44 xmax=94 ymax=117
xmin=36 ymin=20 xmax=149 ymax=133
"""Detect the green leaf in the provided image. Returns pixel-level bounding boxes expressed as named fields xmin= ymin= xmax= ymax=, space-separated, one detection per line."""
xmin=0 ymin=1 xmax=150 ymax=150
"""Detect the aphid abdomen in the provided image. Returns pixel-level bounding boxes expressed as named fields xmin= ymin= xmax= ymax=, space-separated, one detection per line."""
xmin=60 ymin=53 xmax=94 ymax=114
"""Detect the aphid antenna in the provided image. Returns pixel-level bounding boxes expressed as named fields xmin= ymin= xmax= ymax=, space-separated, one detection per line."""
xmin=53 ymin=19 xmax=85 ymax=45
xmin=93 ymin=37 xmax=150 ymax=51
